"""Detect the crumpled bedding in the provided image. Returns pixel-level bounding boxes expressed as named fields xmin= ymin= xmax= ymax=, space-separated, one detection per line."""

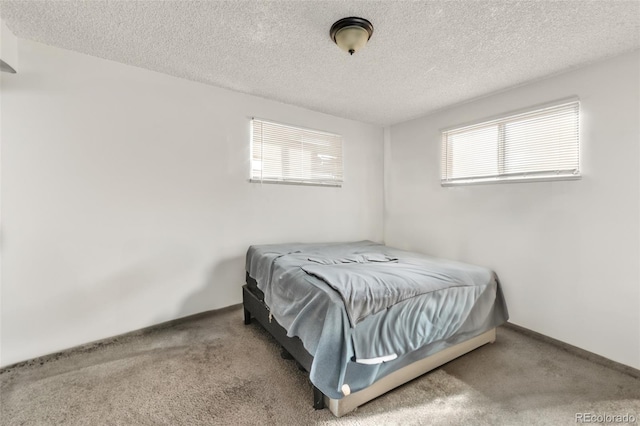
xmin=246 ymin=240 xmax=509 ymax=400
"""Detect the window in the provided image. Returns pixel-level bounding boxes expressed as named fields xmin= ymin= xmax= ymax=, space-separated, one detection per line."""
xmin=251 ymin=119 xmax=343 ymax=186
xmin=441 ymin=100 xmax=580 ymax=186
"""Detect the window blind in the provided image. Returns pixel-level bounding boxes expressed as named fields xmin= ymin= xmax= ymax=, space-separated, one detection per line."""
xmin=441 ymin=101 xmax=580 ymax=185
xmin=251 ymin=119 xmax=343 ymax=186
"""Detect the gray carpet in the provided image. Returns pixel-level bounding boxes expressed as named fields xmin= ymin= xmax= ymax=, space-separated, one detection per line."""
xmin=1 ymin=306 xmax=639 ymax=425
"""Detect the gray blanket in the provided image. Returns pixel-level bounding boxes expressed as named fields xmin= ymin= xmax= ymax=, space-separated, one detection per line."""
xmin=302 ymin=257 xmax=493 ymax=326
xmin=246 ymin=241 xmax=508 ymax=399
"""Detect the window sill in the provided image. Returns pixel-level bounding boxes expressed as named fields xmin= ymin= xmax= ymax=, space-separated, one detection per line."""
xmin=249 ymin=179 xmax=342 ymax=188
xmin=441 ymin=174 xmax=581 ymax=187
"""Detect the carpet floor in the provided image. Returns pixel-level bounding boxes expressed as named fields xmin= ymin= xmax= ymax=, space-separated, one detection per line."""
xmin=1 ymin=306 xmax=639 ymax=425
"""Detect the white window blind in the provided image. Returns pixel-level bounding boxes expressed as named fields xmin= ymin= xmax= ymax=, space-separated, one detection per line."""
xmin=441 ymin=101 xmax=580 ymax=186
xmin=251 ymin=119 xmax=343 ymax=186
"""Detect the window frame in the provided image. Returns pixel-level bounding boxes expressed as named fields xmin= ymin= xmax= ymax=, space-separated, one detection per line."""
xmin=440 ymin=98 xmax=581 ymax=187
xmin=250 ymin=118 xmax=344 ymax=187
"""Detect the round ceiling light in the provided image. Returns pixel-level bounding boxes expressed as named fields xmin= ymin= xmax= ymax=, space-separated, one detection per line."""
xmin=330 ymin=17 xmax=374 ymax=55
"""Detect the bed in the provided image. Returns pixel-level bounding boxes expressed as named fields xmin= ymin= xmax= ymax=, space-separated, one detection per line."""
xmin=242 ymin=241 xmax=508 ymax=416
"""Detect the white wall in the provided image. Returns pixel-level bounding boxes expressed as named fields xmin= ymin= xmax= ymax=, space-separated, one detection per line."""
xmin=385 ymin=51 xmax=640 ymax=369
xmin=2 ymin=39 xmax=637 ymax=372
xmin=0 ymin=39 xmax=384 ymax=367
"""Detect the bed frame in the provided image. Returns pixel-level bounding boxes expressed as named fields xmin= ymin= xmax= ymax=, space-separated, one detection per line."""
xmin=242 ymin=274 xmax=496 ymax=417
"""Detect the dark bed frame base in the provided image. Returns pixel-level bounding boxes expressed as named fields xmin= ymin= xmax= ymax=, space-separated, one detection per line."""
xmin=242 ymin=278 xmax=325 ymax=409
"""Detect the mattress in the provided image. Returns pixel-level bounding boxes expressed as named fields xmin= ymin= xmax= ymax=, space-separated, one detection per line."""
xmin=246 ymin=240 xmax=509 ymax=400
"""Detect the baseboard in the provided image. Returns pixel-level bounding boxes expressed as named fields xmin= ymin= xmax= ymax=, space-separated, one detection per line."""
xmin=0 ymin=303 xmax=242 ymax=373
xmin=504 ymin=322 xmax=640 ymax=380
xmin=4 ymin=311 xmax=637 ymax=382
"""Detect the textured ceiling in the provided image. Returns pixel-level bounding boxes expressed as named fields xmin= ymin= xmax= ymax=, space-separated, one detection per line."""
xmin=1 ymin=1 xmax=639 ymax=125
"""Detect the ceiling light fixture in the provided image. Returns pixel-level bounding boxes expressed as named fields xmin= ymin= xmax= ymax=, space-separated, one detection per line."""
xmin=330 ymin=17 xmax=374 ymax=55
